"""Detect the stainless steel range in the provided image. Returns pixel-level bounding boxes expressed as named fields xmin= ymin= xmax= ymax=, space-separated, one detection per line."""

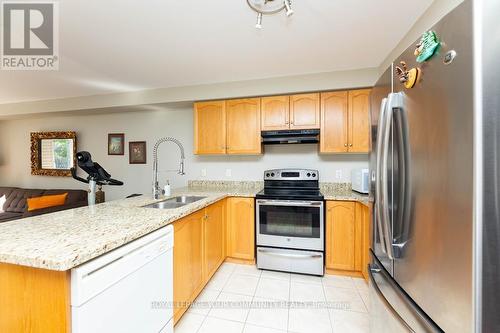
xmin=255 ymin=169 xmax=324 ymax=276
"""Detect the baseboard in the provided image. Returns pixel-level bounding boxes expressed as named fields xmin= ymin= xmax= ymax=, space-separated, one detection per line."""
xmin=325 ymin=268 xmax=364 ymax=278
xmin=225 ymin=257 xmax=255 ymax=265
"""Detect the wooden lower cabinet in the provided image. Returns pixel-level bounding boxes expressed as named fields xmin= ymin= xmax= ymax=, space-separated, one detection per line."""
xmin=326 ymin=201 xmax=356 ymax=271
xmin=0 ymin=263 xmax=71 ymax=333
xmin=173 ymin=210 xmax=205 ymax=323
xmin=204 ymin=200 xmax=225 ymax=280
xmin=174 ymin=197 xmax=255 ymax=324
xmin=226 ymin=197 xmax=255 ymax=261
xmin=360 ymin=203 xmax=371 ymax=281
xmin=326 ymin=200 xmax=370 ymax=281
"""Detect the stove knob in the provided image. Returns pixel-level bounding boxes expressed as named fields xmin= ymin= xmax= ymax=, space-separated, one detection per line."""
xmin=307 ymin=173 xmax=311 ymax=177
xmin=271 ymin=173 xmax=275 ymax=177
xmin=312 ymin=173 xmax=316 ymax=178
xmin=266 ymin=173 xmax=270 ymax=177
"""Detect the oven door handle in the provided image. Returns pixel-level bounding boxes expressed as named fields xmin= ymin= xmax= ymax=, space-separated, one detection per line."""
xmin=257 ymin=248 xmax=322 ymax=259
xmin=256 ymin=200 xmax=323 ymax=207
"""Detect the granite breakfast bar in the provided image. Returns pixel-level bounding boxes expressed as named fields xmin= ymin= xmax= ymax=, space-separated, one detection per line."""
xmin=0 ymin=182 xmax=369 ymax=333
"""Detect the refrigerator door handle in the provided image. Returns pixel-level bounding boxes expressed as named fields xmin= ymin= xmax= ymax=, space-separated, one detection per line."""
xmin=369 ymin=264 xmax=414 ymax=332
xmin=375 ymin=97 xmax=388 ymax=255
xmin=370 ymin=253 xmax=444 ymax=333
xmin=381 ymin=93 xmax=395 ymax=259
xmin=392 ymin=92 xmax=411 ymax=257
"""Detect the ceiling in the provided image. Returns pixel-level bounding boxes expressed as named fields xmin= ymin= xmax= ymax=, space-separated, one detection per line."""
xmin=0 ymin=0 xmax=433 ymax=105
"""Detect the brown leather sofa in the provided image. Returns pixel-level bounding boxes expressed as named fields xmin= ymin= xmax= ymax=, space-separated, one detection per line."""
xmin=0 ymin=187 xmax=88 ymax=223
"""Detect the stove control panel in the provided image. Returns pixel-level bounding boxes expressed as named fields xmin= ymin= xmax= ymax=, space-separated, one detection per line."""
xmin=264 ymin=169 xmax=319 ymax=181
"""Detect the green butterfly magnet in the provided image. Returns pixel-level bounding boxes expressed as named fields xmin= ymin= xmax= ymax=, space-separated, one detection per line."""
xmin=414 ymin=30 xmax=440 ymax=63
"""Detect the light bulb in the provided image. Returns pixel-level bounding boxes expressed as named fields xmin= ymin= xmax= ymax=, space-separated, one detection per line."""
xmin=256 ymin=12 xmax=263 ymax=29
xmin=284 ymin=0 xmax=294 ymax=17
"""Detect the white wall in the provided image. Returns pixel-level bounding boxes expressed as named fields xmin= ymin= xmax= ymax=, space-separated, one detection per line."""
xmin=0 ymin=108 xmax=368 ymax=200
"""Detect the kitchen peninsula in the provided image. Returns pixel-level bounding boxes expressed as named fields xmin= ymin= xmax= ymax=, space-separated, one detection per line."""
xmin=0 ymin=181 xmax=369 ymax=332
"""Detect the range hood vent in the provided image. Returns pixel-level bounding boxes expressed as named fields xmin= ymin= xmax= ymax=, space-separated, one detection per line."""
xmin=261 ymin=129 xmax=320 ymax=145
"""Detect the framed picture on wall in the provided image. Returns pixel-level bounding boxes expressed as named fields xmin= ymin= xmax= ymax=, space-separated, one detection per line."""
xmin=129 ymin=141 xmax=147 ymax=164
xmin=108 ymin=133 xmax=125 ymax=155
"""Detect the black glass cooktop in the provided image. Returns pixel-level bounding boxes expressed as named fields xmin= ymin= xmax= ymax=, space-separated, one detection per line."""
xmin=256 ymin=188 xmax=324 ymax=201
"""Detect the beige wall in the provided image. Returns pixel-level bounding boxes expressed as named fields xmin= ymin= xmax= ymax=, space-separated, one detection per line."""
xmin=0 ymin=68 xmax=378 ymax=118
xmin=378 ymin=0 xmax=465 ymax=73
xmin=0 ymin=108 xmax=369 ymax=201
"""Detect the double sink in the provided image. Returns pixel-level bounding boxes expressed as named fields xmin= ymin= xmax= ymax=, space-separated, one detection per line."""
xmin=142 ymin=195 xmax=207 ymax=209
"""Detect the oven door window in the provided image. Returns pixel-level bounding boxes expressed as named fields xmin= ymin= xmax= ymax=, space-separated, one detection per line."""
xmin=259 ymin=205 xmax=320 ymax=238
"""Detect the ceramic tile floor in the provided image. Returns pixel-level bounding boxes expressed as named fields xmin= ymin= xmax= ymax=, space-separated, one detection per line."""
xmin=175 ymin=263 xmax=369 ymax=333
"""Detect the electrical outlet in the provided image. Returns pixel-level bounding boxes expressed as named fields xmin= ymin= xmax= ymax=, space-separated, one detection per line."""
xmin=225 ymin=169 xmax=232 ymax=177
xmin=335 ymin=169 xmax=342 ymax=180
xmin=201 ymin=169 xmax=207 ymax=177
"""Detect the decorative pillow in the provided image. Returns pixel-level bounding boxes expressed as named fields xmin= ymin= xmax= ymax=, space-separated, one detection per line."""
xmin=0 ymin=195 xmax=5 ymax=213
xmin=27 ymin=193 xmax=68 ymax=212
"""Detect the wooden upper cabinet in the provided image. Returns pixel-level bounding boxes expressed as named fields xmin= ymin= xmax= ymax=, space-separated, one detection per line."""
xmin=226 ymin=98 xmax=262 ymax=155
xmin=320 ymin=91 xmax=349 ymax=153
xmin=348 ymin=89 xmax=371 ymax=153
xmin=290 ymin=93 xmax=320 ymax=129
xmin=194 ymin=101 xmax=226 ymax=154
xmin=326 ymin=201 xmax=356 ymax=271
xmin=261 ymin=95 xmax=290 ymax=131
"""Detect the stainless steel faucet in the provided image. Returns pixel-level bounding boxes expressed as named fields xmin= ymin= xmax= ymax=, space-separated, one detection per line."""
xmin=152 ymin=137 xmax=185 ymax=199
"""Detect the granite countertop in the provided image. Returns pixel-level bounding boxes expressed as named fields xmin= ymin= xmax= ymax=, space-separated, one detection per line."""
xmin=320 ymin=183 xmax=371 ymax=205
xmin=0 ymin=181 xmax=369 ymax=271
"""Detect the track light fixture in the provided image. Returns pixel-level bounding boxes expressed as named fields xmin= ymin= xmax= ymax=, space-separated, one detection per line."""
xmin=247 ymin=0 xmax=294 ymax=29
xmin=284 ymin=0 xmax=294 ymax=17
xmin=256 ymin=12 xmax=263 ymax=29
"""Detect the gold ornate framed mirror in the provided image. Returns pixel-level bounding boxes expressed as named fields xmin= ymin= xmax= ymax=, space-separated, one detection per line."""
xmin=31 ymin=131 xmax=77 ymax=177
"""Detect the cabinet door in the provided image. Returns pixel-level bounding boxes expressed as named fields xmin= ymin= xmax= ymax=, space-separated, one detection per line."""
xmin=204 ymin=201 xmax=225 ymax=280
xmin=290 ymin=93 xmax=320 ymax=129
xmin=348 ymin=89 xmax=371 ymax=153
xmin=326 ymin=201 xmax=356 ymax=271
xmin=226 ymin=98 xmax=262 ymax=154
xmin=361 ymin=203 xmax=371 ymax=281
xmin=261 ymin=95 xmax=290 ymax=131
xmin=226 ymin=197 xmax=255 ymax=260
xmin=194 ymin=101 xmax=226 ymax=154
xmin=173 ymin=210 xmax=204 ymax=323
xmin=320 ymin=91 xmax=349 ymax=153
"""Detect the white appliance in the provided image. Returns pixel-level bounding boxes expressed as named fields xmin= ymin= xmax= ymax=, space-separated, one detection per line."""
xmin=351 ymin=168 xmax=369 ymax=194
xmin=71 ymin=226 xmax=174 ymax=333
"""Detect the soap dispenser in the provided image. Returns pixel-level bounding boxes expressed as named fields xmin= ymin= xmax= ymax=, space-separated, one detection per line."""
xmin=164 ymin=180 xmax=171 ymax=197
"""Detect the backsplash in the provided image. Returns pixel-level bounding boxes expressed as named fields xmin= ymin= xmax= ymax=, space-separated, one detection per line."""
xmin=188 ymin=180 xmax=352 ymax=192
xmin=188 ymin=180 xmax=264 ymax=189
xmin=320 ymin=182 xmax=352 ymax=192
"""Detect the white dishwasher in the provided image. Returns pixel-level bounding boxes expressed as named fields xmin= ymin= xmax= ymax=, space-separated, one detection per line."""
xmin=71 ymin=225 xmax=174 ymax=333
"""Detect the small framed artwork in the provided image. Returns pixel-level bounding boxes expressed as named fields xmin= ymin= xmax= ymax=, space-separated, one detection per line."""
xmin=129 ymin=141 xmax=147 ymax=164
xmin=108 ymin=133 xmax=125 ymax=155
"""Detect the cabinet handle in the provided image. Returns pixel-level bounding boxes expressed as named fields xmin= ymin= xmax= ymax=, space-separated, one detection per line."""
xmin=344 ymin=143 xmax=348 ymax=147
xmin=349 ymin=144 xmax=353 ymax=147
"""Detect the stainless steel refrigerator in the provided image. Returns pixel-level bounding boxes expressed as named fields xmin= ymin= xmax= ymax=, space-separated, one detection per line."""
xmin=369 ymin=0 xmax=500 ymax=332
